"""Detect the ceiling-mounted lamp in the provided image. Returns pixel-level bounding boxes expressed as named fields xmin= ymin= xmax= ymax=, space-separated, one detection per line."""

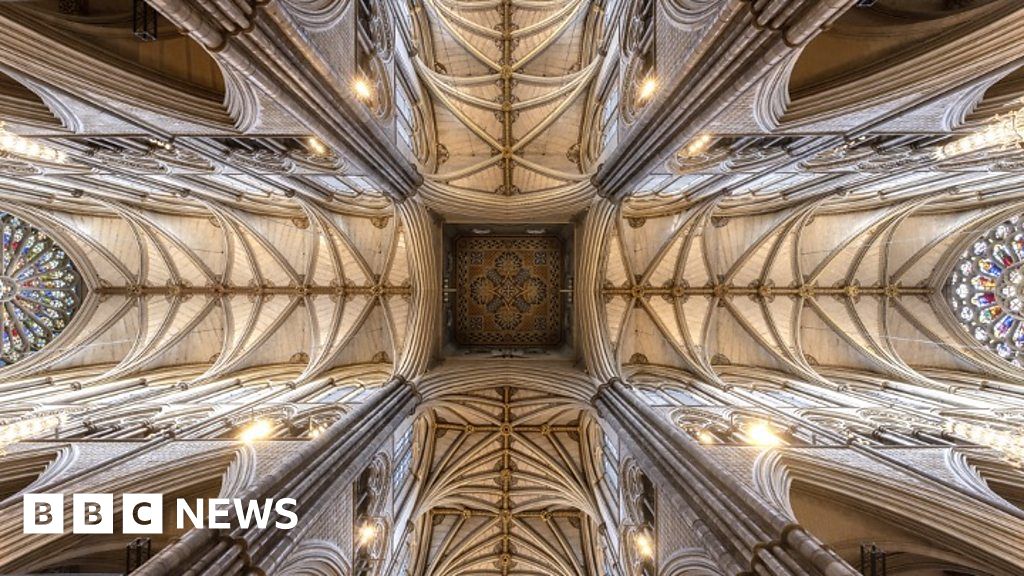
xmin=306 ymin=136 xmax=329 ymax=156
xmin=679 ymin=133 xmax=714 ymax=159
xmin=357 ymin=522 xmax=378 ymax=546
xmin=238 ymin=419 xmax=273 ymax=443
xmin=696 ymin=429 xmax=716 ymax=445
xmin=744 ymin=421 xmax=782 ymax=448
xmin=634 ymin=531 xmax=655 ymax=560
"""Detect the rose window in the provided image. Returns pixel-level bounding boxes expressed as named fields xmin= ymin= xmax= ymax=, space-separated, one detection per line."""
xmin=0 ymin=212 xmax=82 ymax=367
xmin=949 ymin=216 xmax=1024 ymax=366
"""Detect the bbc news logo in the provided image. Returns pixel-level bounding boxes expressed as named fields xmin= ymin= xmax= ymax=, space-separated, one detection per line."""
xmin=23 ymin=494 xmax=298 ymax=534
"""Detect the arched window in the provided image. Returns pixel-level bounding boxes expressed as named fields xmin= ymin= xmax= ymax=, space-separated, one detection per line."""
xmin=620 ymin=0 xmax=656 ymax=122
xmin=621 ymin=461 xmax=656 ymax=576
xmin=355 ymin=0 xmax=394 ymax=117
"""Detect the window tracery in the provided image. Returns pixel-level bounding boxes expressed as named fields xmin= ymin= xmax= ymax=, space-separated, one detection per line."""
xmin=620 ymin=0 xmax=656 ymax=123
xmin=354 ymin=452 xmax=391 ymax=575
xmin=356 ymin=0 xmax=394 ymax=118
xmin=620 ymin=460 xmax=656 ymax=576
xmin=0 ymin=212 xmax=81 ymax=367
xmin=948 ymin=216 xmax=1024 ymax=366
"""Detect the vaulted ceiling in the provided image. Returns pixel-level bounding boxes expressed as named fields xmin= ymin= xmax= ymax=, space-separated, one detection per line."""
xmin=602 ymin=193 xmax=1024 ymax=386
xmin=2 ymin=195 xmax=412 ymax=385
xmin=409 ymin=0 xmax=609 ymax=219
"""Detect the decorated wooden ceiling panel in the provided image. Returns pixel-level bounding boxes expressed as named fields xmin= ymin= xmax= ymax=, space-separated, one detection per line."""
xmin=452 ymin=235 xmax=565 ymax=349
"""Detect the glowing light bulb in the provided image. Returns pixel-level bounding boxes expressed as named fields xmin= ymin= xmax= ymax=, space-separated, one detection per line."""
xmin=637 ymin=77 xmax=657 ymax=102
xmin=746 ymin=422 xmax=781 ymax=448
xmin=634 ymin=532 xmax=654 ymax=559
xmin=0 ymin=123 xmax=68 ymax=163
xmin=358 ymin=522 xmax=377 ymax=546
xmin=353 ymin=78 xmax=374 ymax=102
xmin=697 ymin=430 xmax=715 ymax=445
xmin=307 ymin=137 xmax=328 ymax=156
xmin=680 ymin=133 xmax=714 ymax=158
xmin=239 ymin=419 xmax=273 ymax=443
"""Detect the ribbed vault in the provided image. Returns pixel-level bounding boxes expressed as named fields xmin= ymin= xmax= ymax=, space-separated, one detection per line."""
xmin=409 ymin=365 xmax=601 ymax=575
xmin=3 ymin=1 xmax=1024 ymax=575
xmin=408 ymin=0 xmax=610 ymax=219
xmin=0 ymin=196 xmax=416 ymax=387
xmin=601 ymin=193 xmax=1024 ymax=386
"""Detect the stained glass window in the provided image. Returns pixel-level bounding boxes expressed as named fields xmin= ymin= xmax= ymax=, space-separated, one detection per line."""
xmin=949 ymin=216 xmax=1024 ymax=367
xmin=0 ymin=212 xmax=81 ymax=366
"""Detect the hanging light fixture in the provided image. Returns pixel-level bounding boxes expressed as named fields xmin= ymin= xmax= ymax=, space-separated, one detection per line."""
xmin=637 ymin=76 xmax=658 ymax=103
xmin=352 ymin=77 xmax=375 ymax=104
xmin=696 ymin=430 xmax=716 ymax=445
xmin=634 ymin=531 xmax=655 ymax=560
xmin=306 ymin=136 xmax=329 ymax=156
xmin=0 ymin=122 xmax=67 ymax=163
xmin=679 ymin=133 xmax=714 ymax=159
xmin=357 ymin=521 xmax=378 ymax=546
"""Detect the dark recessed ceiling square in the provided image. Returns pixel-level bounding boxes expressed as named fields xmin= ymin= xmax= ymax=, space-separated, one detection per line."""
xmin=445 ymin=225 xmax=572 ymax=352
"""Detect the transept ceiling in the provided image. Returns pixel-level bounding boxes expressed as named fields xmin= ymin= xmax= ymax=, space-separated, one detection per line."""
xmin=411 ymin=368 xmax=600 ymax=576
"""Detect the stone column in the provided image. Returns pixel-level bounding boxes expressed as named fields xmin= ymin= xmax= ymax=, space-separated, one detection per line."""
xmin=134 ymin=376 xmax=417 ymax=575
xmin=594 ymin=379 xmax=857 ymax=576
xmin=578 ymin=195 xmax=620 ymax=384
xmin=145 ymin=0 xmax=421 ymax=198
